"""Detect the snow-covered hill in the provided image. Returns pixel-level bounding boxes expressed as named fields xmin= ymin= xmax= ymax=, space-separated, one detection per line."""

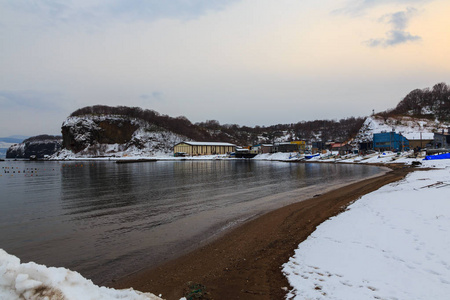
xmin=354 ymin=115 xmax=450 ymax=143
xmin=52 ymin=115 xmax=186 ymax=159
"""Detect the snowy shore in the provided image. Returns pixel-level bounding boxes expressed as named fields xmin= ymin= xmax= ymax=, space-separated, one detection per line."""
xmin=46 ymin=148 xmax=427 ymax=166
xmin=283 ymin=158 xmax=450 ymax=300
xmin=1 ymin=154 xmax=450 ymax=299
xmin=48 ymin=150 xmax=423 ymax=164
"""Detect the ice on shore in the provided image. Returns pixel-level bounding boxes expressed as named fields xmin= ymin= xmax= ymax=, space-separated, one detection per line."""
xmin=0 ymin=249 xmax=162 ymax=300
xmin=283 ymin=160 xmax=450 ymax=299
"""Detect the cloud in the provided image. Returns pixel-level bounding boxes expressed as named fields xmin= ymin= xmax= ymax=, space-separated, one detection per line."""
xmin=383 ymin=7 xmax=417 ymax=30
xmin=1 ymin=0 xmax=240 ymax=28
xmin=334 ymin=0 xmax=432 ymax=15
xmin=365 ymin=7 xmax=422 ymax=47
xmin=365 ymin=30 xmax=421 ymax=47
xmin=106 ymin=0 xmax=239 ymax=22
xmin=151 ymin=91 xmax=163 ymax=100
xmin=0 ymin=90 xmax=65 ymax=111
xmin=140 ymin=91 xmax=163 ymax=101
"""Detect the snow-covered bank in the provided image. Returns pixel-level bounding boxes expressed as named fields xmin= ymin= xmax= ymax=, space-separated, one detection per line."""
xmin=283 ymin=159 xmax=450 ymax=300
xmin=48 ymin=149 xmax=428 ymax=165
xmin=0 ymin=249 xmax=162 ymax=300
xmin=47 ymin=146 xmax=425 ymax=165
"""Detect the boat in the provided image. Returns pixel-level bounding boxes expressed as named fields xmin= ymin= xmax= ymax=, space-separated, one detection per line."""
xmin=116 ymin=158 xmax=157 ymax=164
xmin=234 ymin=149 xmax=258 ymax=158
xmin=304 ymin=153 xmax=320 ymax=159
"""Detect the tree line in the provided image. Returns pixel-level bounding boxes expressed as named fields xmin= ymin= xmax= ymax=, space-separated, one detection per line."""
xmin=70 ymin=105 xmax=364 ymax=145
xmin=380 ymin=82 xmax=450 ymax=122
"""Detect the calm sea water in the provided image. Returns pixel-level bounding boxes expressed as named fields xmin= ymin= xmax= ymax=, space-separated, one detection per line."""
xmin=0 ymin=160 xmax=382 ymax=284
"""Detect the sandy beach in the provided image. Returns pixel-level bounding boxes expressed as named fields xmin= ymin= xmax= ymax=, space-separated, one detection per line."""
xmin=112 ymin=164 xmax=413 ymax=299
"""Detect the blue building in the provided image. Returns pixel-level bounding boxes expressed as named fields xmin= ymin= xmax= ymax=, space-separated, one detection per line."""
xmin=373 ymin=132 xmax=409 ymax=152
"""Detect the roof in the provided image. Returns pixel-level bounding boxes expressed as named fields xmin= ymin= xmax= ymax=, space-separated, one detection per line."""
xmin=331 ymin=143 xmax=346 ymax=148
xmin=403 ymin=132 xmax=434 ymax=140
xmin=432 ymin=132 xmax=450 ymax=137
xmin=176 ymin=141 xmax=236 ymax=147
xmin=373 ymin=131 xmax=434 ymax=140
xmin=276 ymin=142 xmax=297 ymax=145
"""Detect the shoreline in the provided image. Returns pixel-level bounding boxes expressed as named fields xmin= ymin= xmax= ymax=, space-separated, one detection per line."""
xmin=112 ymin=163 xmax=414 ymax=300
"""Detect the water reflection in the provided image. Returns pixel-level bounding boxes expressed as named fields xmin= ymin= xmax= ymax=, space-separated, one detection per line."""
xmin=0 ymin=160 xmax=381 ymax=284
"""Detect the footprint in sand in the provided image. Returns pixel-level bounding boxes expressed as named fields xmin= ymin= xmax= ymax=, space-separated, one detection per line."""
xmin=425 ymin=269 xmax=441 ymax=276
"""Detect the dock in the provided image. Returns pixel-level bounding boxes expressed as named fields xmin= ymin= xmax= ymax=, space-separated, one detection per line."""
xmin=115 ymin=159 xmax=157 ymax=164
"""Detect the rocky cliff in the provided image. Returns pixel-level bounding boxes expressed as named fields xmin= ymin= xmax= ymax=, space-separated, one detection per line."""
xmin=6 ymin=135 xmax=62 ymax=159
xmin=55 ymin=114 xmax=186 ymax=158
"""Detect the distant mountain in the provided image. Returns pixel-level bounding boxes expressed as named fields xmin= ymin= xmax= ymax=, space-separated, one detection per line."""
xmin=0 ymin=148 xmax=6 ymax=159
xmin=0 ymin=136 xmax=28 ymax=144
xmin=7 ymin=135 xmax=30 ymax=140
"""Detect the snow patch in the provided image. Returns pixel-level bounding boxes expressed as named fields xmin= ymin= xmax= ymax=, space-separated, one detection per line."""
xmin=0 ymin=249 xmax=162 ymax=300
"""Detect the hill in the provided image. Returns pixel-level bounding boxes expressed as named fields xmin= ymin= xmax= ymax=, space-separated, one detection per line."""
xmin=55 ymin=112 xmax=187 ymax=158
xmin=59 ymin=105 xmax=366 ymax=157
xmin=353 ymin=82 xmax=450 ymax=145
xmin=354 ymin=115 xmax=449 ymax=144
xmin=383 ymin=82 xmax=450 ymax=122
xmin=0 ymin=136 xmax=29 ymax=158
xmin=195 ymin=117 xmax=365 ymax=146
xmin=6 ymin=135 xmax=62 ymax=159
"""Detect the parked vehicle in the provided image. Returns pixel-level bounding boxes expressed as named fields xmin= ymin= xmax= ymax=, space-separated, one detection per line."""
xmin=174 ymin=152 xmax=188 ymax=157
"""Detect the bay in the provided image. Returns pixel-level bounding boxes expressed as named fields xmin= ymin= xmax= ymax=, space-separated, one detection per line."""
xmin=0 ymin=160 xmax=382 ymax=284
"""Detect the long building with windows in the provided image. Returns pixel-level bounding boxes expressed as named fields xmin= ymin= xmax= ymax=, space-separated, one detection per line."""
xmin=173 ymin=141 xmax=236 ymax=156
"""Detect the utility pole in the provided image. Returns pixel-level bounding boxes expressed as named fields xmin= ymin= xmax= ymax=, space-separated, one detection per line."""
xmin=420 ymin=131 xmax=423 ymax=149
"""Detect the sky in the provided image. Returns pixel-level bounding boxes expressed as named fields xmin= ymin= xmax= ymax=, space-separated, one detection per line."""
xmin=0 ymin=0 xmax=449 ymax=137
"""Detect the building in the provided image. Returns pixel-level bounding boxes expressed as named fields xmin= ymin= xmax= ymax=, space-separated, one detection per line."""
xmin=373 ymin=132 xmax=409 ymax=152
xmin=358 ymin=141 xmax=373 ymax=152
xmin=312 ymin=141 xmax=325 ymax=153
xmin=252 ymin=144 xmax=273 ymax=154
xmin=273 ymin=142 xmax=299 ymax=153
xmin=331 ymin=142 xmax=353 ymax=155
xmin=290 ymin=141 xmax=306 ymax=153
xmin=433 ymin=131 xmax=450 ymax=149
xmin=402 ymin=132 xmax=434 ymax=150
xmin=173 ymin=141 xmax=236 ymax=156
xmin=272 ymin=141 xmax=306 ymax=153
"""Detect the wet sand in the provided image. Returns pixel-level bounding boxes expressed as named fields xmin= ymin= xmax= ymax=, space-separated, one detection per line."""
xmin=113 ymin=164 xmax=413 ymax=299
